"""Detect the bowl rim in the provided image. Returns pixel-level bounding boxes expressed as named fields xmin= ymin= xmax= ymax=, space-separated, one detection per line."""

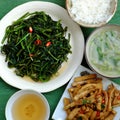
xmin=5 ymin=89 xmax=50 ymax=120
xmin=85 ymin=24 xmax=120 ymax=78
xmin=66 ymin=0 xmax=118 ymax=28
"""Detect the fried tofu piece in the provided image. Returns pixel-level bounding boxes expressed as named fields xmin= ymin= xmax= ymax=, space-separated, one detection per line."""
xmin=104 ymin=110 xmax=117 ymax=120
xmin=74 ymin=74 xmax=97 ymax=82
xmin=107 ymin=84 xmax=115 ymax=111
xmin=112 ymin=89 xmax=120 ymax=107
xmin=67 ymin=108 xmax=80 ymax=120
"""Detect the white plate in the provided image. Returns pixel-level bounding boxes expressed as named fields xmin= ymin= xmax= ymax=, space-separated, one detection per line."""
xmin=0 ymin=1 xmax=84 ymax=92
xmin=52 ymin=65 xmax=120 ymax=120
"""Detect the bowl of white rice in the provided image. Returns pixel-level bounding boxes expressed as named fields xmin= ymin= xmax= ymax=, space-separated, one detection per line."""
xmin=66 ymin=0 xmax=117 ymax=27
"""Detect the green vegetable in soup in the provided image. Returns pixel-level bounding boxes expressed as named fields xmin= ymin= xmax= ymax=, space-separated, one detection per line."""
xmin=89 ymin=30 xmax=120 ymax=76
xmin=1 ymin=11 xmax=72 ymax=82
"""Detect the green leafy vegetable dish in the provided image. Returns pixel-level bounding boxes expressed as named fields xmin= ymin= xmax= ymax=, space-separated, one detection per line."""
xmin=1 ymin=11 xmax=72 ymax=82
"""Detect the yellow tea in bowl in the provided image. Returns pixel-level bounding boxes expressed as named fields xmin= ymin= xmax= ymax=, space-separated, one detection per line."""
xmin=5 ymin=90 xmax=50 ymax=120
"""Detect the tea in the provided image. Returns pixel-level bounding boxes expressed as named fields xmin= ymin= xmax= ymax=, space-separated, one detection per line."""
xmin=12 ymin=93 xmax=47 ymax=120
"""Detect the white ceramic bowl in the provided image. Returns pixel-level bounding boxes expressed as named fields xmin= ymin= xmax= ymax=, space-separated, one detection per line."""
xmin=85 ymin=24 xmax=120 ymax=78
xmin=66 ymin=0 xmax=117 ymax=28
xmin=5 ymin=89 xmax=50 ymax=120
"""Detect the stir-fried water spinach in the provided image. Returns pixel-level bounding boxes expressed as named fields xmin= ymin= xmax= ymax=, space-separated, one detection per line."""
xmin=1 ymin=11 xmax=71 ymax=82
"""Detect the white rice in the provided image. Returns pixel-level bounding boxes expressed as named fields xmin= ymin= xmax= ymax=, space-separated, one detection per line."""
xmin=70 ymin=0 xmax=112 ymax=24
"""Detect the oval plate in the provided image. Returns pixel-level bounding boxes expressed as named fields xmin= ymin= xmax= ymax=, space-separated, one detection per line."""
xmin=0 ymin=1 xmax=84 ymax=92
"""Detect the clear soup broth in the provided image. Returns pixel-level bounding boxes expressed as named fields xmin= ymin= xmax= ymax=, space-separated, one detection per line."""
xmin=12 ymin=94 xmax=47 ymax=120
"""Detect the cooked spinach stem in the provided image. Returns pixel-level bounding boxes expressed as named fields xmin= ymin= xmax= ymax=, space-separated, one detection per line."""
xmin=47 ymin=51 xmax=58 ymax=61
xmin=15 ymin=33 xmax=29 ymax=46
xmin=1 ymin=11 xmax=71 ymax=82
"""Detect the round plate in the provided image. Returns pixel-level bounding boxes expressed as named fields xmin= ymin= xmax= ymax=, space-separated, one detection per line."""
xmin=0 ymin=1 xmax=84 ymax=92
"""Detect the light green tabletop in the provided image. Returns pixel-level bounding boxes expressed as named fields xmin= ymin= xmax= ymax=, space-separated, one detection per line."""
xmin=0 ymin=0 xmax=120 ymax=120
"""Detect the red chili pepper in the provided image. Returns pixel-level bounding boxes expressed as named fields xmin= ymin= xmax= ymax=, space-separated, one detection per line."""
xmin=34 ymin=39 xmax=42 ymax=45
xmin=29 ymin=26 xmax=33 ymax=33
xmin=79 ymin=110 xmax=85 ymax=114
xmin=117 ymin=95 xmax=120 ymax=100
xmin=96 ymin=111 xmax=100 ymax=117
xmin=102 ymin=99 xmax=105 ymax=104
xmin=29 ymin=53 xmax=34 ymax=57
xmin=46 ymin=41 xmax=51 ymax=47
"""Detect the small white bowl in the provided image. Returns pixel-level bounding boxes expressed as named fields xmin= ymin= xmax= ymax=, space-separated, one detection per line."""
xmin=66 ymin=0 xmax=117 ymax=28
xmin=85 ymin=24 xmax=120 ymax=78
xmin=5 ymin=89 xmax=50 ymax=120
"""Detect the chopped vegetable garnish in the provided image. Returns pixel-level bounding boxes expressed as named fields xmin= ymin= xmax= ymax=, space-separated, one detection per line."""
xmin=34 ymin=39 xmax=42 ymax=45
xmin=46 ymin=41 xmax=51 ymax=47
xmin=29 ymin=26 xmax=33 ymax=33
xmin=96 ymin=111 xmax=100 ymax=117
